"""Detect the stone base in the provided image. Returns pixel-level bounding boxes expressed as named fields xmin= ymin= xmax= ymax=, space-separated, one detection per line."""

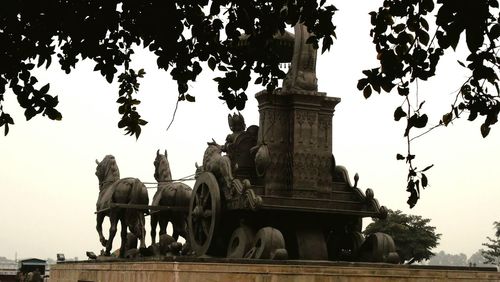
xmin=50 ymin=258 xmax=500 ymax=282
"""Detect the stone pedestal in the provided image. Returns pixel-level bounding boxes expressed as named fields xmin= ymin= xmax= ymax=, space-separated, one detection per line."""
xmin=256 ymin=89 xmax=340 ymax=197
xmin=50 ymin=259 xmax=500 ymax=282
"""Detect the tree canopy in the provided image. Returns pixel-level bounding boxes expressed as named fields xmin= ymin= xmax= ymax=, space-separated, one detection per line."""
xmin=363 ymin=209 xmax=441 ymax=264
xmin=2 ymin=0 xmax=500 ymax=207
xmin=428 ymin=250 xmax=467 ymax=266
xmin=481 ymin=221 xmax=500 ymax=265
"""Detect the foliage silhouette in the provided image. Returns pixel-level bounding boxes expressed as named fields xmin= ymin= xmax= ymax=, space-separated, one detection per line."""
xmin=1 ymin=0 xmax=500 ymax=206
xmin=363 ymin=209 xmax=441 ymax=264
xmin=481 ymin=221 xmax=500 ymax=265
xmin=0 ymin=0 xmax=336 ymax=138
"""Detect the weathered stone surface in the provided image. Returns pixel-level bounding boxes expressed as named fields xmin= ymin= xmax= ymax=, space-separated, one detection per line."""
xmin=50 ymin=260 xmax=500 ymax=282
xmin=255 ymin=90 xmax=340 ymax=196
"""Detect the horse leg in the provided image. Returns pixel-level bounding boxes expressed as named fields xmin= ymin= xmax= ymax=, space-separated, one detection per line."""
xmin=130 ymin=211 xmax=147 ymax=252
xmin=139 ymin=213 xmax=147 ymax=250
xmin=159 ymin=214 xmax=167 ymax=237
xmin=105 ymin=211 xmax=119 ymax=256
xmin=150 ymin=214 xmax=158 ymax=245
xmin=96 ymin=213 xmax=107 ymax=247
xmin=172 ymin=214 xmax=187 ymax=241
xmin=119 ymin=217 xmax=128 ymax=258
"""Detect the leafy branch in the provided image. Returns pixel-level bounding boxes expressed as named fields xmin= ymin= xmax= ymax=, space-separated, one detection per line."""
xmin=361 ymin=0 xmax=500 ymax=207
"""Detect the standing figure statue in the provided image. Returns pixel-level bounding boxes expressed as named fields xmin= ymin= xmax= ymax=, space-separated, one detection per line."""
xmin=95 ymin=155 xmax=149 ymax=257
xmin=282 ymin=23 xmax=318 ymax=92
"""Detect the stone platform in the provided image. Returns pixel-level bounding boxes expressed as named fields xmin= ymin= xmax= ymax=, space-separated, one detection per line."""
xmin=50 ymin=258 xmax=500 ymax=282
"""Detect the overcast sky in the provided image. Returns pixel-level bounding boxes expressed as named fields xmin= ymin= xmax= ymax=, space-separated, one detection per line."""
xmin=1 ymin=1 xmax=499 ymax=261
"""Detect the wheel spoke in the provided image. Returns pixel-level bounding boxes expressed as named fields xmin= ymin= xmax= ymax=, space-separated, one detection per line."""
xmin=194 ymin=193 xmax=201 ymax=207
xmin=198 ymin=185 xmax=206 ymax=202
xmin=196 ymin=222 xmax=204 ymax=243
xmin=203 ymin=193 xmax=210 ymax=207
xmin=203 ymin=210 xmax=212 ymax=218
xmin=201 ymin=219 xmax=210 ymax=237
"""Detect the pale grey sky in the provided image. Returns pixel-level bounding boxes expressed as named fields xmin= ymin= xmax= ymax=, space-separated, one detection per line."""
xmin=1 ymin=1 xmax=499 ymax=261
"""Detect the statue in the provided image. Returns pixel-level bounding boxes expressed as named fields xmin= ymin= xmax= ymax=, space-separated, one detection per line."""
xmin=200 ymin=141 xmax=234 ymax=190
xmin=95 ymin=155 xmax=149 ymax=257
xmin=282 ymin=23 xmax=318 ymax=93
xmin=150 ymin=149 xmax=192 ymax=246
xmin=222 ymin=112 xmax=247 ymax=156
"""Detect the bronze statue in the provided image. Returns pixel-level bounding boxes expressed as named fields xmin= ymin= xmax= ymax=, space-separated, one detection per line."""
xmin=95 ymin=155 xmax=149 ymax=257
xmin=200 ymin=141 xmax=234 ymax=190
xmin=282 ymin=23 xmax=318 ymax=93
xmin=222 ymin=113 xmax=247 ymax=157
xmin=150 ymin=150 xmax=192 ymax=244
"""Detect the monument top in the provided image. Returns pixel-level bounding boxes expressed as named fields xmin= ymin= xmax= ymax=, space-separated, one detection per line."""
xmin=282 ymin=24 xmax=318 ymax=94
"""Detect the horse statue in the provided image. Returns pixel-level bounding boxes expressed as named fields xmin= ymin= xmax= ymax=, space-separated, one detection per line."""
xmin=199 ymin=141 xmax=234 ymax=189
xmin=150 ymin=149 xmax=192 ymax=245
xmin=95 ymin=155 xmax=149 ymax=257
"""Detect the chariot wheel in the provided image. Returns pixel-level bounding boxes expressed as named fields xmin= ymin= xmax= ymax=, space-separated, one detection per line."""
xmin=188 ymin=172 xmax=221 ymax=256
xmin=226 ymin=226 xmax=256 ymax=258
xmin=358 ymin=232 xmax=399 ymax=263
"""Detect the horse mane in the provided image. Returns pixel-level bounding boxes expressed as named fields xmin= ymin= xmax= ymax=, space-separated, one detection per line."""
xmin=202 ymin=144 xmax=221 ymax=168
xmin=101 ymin=155 xmax=120 ymax=183
xmin=156 ymin=154 xmax=172 ymax=182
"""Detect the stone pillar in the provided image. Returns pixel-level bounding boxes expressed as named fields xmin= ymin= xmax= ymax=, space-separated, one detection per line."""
xmin=255 ymin=22 xmax=340 ymax=197
xmin=256 ymin=90 xmax=340 ymax=197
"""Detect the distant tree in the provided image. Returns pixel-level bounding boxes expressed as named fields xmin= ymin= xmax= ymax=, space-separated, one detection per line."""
xmin=481 ymin=221 xmax=500 ymax=265
xmin=428 ymin=250 xmax=467 ymax=266
xmin=468 ymin=249 xmax=492 ymax=267
xmin=363 ymin=209 xmax=441 ymax=264
xmin=2 ymin=1 xmax=500 ymax=207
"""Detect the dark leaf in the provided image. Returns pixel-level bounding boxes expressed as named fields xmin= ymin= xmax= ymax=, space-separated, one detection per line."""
xmin=421 ymin=0 xmax=435 ymax=12
xmin=24 ymin=107 xmax=37 ymax=121
xmin=357 ymin=78 xmax=369 ymax=90
xmin=185 ymin=94 xmax=196 ymax=102
xmin=414 ymin=114 xmax=428 ymax=128
xmin=363 ymin=85 xmax=372 ymax=98
xmin=208 ymin=57 xmax=216 ymax=71
xmin=422 ymin=164 xmax=434 ymax=172
xmin=40 ymin=84 xmax=50 ymax=95
xmin=396 ymin=153 xmax=405 ymax=160
xmin=406 ymin=179 xmax=415 ymax=192
xmin=393 ymin=23 xmax=406 ymax=33
xmin=421 ymin=173 xmax=428 ymax=187
xmin=321 ymin=35 xmax=333 ymax=54
xmin=481 ymin=123 xmax=491 ymax=138
xmin=442 ymin=112 xmax=452 ymax=126
xmin=45 ymin=108 xmax=62 ymax=121
xmin=418 ymin=30 xmax=430 ymax=46
xmin=394 ymin=106 xmax=407 ymax=121
xmin=489 ymin=24 xmax=500 ymax=40
xmin=468 ymin=110 xmax=478 ymax=121
xmin=397 ymin=87 xmax=409 ymax=96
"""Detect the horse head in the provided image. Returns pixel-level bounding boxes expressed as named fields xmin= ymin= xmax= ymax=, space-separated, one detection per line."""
xmin=202 ymin=141 xmax=222 ymax=168
xmin=95 ymin=155 xmax=120 ymax=188
xmin=154 ymin=149 xmax=172 ymax=182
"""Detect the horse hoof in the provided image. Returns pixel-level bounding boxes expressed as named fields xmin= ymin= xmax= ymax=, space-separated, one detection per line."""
xmin=100 ymin=239 xmax=108 ymax=247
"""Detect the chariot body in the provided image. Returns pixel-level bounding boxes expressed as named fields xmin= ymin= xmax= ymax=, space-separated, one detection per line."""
xmin=188 ymin=108 xmax=396 ymax=262
xmin=185 ymin=24 xmax=398 ymax=262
